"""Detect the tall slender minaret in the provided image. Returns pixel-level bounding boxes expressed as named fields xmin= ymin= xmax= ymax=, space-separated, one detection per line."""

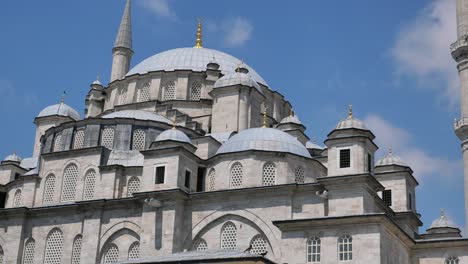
xmin=110 ymin=0 xmax=133 ymax=82
xmin=452 ymin=0 xmax=468 ymax=233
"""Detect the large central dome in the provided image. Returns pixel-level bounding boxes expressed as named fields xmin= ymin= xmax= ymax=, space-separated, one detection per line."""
xmin=126 ymin=47 xmax=267 ymax=86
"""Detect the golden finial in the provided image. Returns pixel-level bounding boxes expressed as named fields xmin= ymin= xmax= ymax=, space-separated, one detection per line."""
xmin=61 ymin=91 xmax=66 ymax=104
xmin=389 ymin=146 xmax=393 ymax=155
xmin=441 ymin=208 xmax=445 ymax=219
xmin=348 ymin=104 xmax=353 ymax=119
xmin=262 ymin=103 xmax=268 ymax=128
xmin=194 ymin=18 xmax=203 ymax=48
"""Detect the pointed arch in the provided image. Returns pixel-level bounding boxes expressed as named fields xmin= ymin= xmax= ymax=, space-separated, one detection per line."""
xmin=220 ymin=221 xmax=237 ymax=250
xmin=162 ymin=80 xmax=176 ymax=101
xmin=71 ymin=235 xmax=83 ymax=264
xmin=44 ymin=228 xmax=64 ymax=264
xmin=43 ymin=174 xmax=56 ymax=204
xmin=127 ymin=177 xmax=140 ymax=197
xmin=127 ymin=242 xmax=140 ymax=260
xmin=208 ymin=169 xmax=216 ymax=191
xmin=230 ymin=162 xmax=243 ymax=188
xmin=102 ymin=244 xmax=119 ymax=264
xmin=13 ymin=189 xmax=22 ymax=207
xmin=22 ymin=238 xmax=35 ymax=264
xmin=192 ymin=238 xmax=208 ymax=251
xmin=262 ymin=162 xmax=276 ymax=186
xmin=250 ymin=235 xmax=268 ymax=255
xmin=83 ymin=169 xmax=97 ymax=200
xmin=61 ymin=164 xmax=78 ymax=202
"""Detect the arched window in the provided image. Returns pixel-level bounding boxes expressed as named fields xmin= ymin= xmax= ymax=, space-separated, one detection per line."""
xmin=43 ymin=175 xmax=56 ymax=204
xmin=190 ymin=81 xmax=202 ymax=100
xmin=13 ymin=189 xmax=22 ymax=207
xmin=139 ymin=81 xmax=151 ymax=102
xmin=338 ymin=235 xmax=352 ymax=261
xmin=163 ymin=81 xmax=176 ymax=101
xmin=61 ymin=164 xmax=78 ymax=202
xmin=0 ymin=246 xmax=4 ymax=264
xmin=220 ymin=222 xmax=237 ymax=250
xmin=192 ymin=239 xmax=208 ymax=251
xmin=119 ymin=87 xmax=128 ymax=105
xmin=128 ymin=242 xmax=140 ymax=260
xmin=127 ymin=177 xmax=140 ymax=197
xmin=44 ymin=229 xmax=64 ymax=264
xmin=103 ymin=244 xmax=119 ymax=264
xmin=307 ymin=237 xmax=321 ymax=263
xmin=230 ymin=163 xmax=243 ymax=188
xmin=83 ymin=170 xmax=96 ymax=200
xmin=262 ymin=162 xmax=276 ymax=186
xmin=132 ymin=129 xmax=146 ymax=150
xmin=208 ymin=169 xmax=216 ymax=191
xmin=73 ymin=129 xmax=85 ymax=149
xmin=53 ymin=133 xmax=63 ymax=152
xmin=446 ymin=257 xmax=459 ymax=264
xmin=250 ymin=235 xmax=267 ymax=255
xmin=295 ymin=167 xmax=305 ymax=184
xmin=101 ymin=127 xmax=115 ymax=149
xmin=71 ymin=235 xmax=82 ymax=264
xmin=22 ymin=238 xmax=35 ymax=264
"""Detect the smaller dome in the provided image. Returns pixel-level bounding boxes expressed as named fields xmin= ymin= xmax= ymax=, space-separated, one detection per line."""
xmin=92 ymin=79 xmax=103 ymax=86
xmin=37 ymin=102 xmax=80 ymax=121
xmin=376 ymin=149 xmax=407 ymax=167
xmin=214 ymin=72 xmax=262 ymax=94
xmin=3 ymin=152 xmax=22 ymax=163
xmin=306 ymin=140 xmax=324 ymax=150
xmin=430 ymin=210 xmax=458 ymax=229
xmin=102 ymin=110 xmax=172 ymax=124
xmin=335 ymin=106 xmax=367 ymax=130
xmin=156 ymin=128 xmax=191 ymax=144
xmin=280 ymin=114 xmax=302 ymax=125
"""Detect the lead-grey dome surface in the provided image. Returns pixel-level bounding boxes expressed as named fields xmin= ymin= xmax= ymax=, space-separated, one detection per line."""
xmin=3 ymin=153 xmax=22 ymax=163
xmin=430 ymin=213 xmax=458 ymax=229
xmin=156 ymin=129 xmax=192 ymax=144
xmin=213 ymin=72 xmax=262 ymax=94
xmin=102 ymin=110 xmax=171 ymax=124
xmin=336 ymin=117 xmax=368 ymax=130
xmin=376 ymin=152 xmax=407 ymax=167
xmin=280 ymin=114 xmax=302 ymax=125
xmin=216 ymin=127 xmax=311 ymax=158
xmin=126 ymin=47 xmax=267 ymax=86
xmin=37 ymin=103 xmax=81 ymax=121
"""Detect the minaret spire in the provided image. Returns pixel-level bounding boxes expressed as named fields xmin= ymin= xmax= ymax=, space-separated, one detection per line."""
xmin=194 ymin=18 xmax=203 ymax=48
xmin=110 ymin=0 xmax=134 ymax=82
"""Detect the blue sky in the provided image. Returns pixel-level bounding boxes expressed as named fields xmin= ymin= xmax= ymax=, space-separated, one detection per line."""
xmin=0 ymin=0 xmax=464 ymax=232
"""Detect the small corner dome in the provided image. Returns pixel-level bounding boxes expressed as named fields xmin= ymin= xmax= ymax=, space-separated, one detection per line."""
xmin=376 ymin=151 xmax=407 ymax=167
xmin=3 ymin=153 xmax=22 ymax=163
xmin=336 ymin=116 xmax=367 ymax=130
xmin=280 ymin=114 xmax=302 ymax=125
xmin=156 ymin=128 xmax=191 ymax=144
xmin=216 ymin=127 xmax=311 ymax=158
xmin=37 ymin=103 xmax=81 ymax=121
xmin=429 ymin=211 xmax=458 ymax=229
xmin=102 ymin=110 xmax=171 ymax=124
xmin=306 ymin=141 xmax=324 ymax=150
xmin=214 ymin=72 xmax=262 ymax=94
xmin=92 ymin=79 xmax=103 ymax=86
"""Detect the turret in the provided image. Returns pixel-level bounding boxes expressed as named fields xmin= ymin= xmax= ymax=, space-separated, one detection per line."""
xmin=110 ymin=0 xmax=133 ymax=82
xmin=85 ymin=76 xmax=105 ymax=118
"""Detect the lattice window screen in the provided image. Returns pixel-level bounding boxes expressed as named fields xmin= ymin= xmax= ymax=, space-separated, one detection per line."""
xmin=103 ymin=244 xmax=119 ymax=264
xmin=43 ymin=229 xmax=64 ymax=264
xmin=13 ymin=189 xmax=22 ymax=207
xmin=53 ymin=133 xmax=63 ymax=152
xmin=71 ymin=235 xmax=82 ymax=264
xmin=208 ymin=169 xmax=216 ymax=191
xmin=295 ymin=167 xmax=305 ymax=184
xmin=132 ymin=129 xmax=146 ymax=150
xmin=163 ymin=81 xmax=176 ymax=101
xmin=262 ymin=162 xmax=276 ymax=186
xmin=83 ymin=170 xmax=96 ymax=200
xmin=119 ymin=88 xmax=128 ymax=105
xmin=446 ymin=257 xmax=459 ymax=264
xmin=101 ymin=127 xmax=115 ymax=149
xmin=127 ymin=242 xmax=140 ymax=260
xmin=23 ymin=239 xmax=35 ymax=264
xmin=250 ymin=235 xmax=268 ymax=255
xmin=230 ymin=163 xmax=243 ymax=189
xmin=139 ymin=82 xmax=151 ymax=102
xmin=190 ymin=81 xmax=202 ymax=100
xmin=43 ymin=175 xmax=56 ymax=204
xmin=127 ymin=177 xmax=140 ymax=197
xmin=192 ymin=239 xmax=208 ymax=251
xmin=61 ymin=164 xmax=78 ymax=202
xmin=73 ymin=129 xmax=85 ymax=149
xmin=220 ymin=222 xmax=237 ymax=250
xmin=307 ymin=237 xmax=321 ymax=263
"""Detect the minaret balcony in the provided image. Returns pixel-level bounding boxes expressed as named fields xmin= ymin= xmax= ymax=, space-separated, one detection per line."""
xmin=450 ymin=36 xmax=468 ymax=62
xmin=454 ymin=117 xmax=468 ymax=140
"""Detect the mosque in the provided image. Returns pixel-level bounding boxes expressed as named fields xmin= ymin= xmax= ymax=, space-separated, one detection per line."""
xmin=1 ymin=0 xmax=468 ymax=263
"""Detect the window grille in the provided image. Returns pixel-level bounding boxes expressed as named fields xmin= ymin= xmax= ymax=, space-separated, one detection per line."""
xmin=220 ymin=222 xmax=237 ymax=250
xmin=128 ymin=242 xmax=140 ymax=260
xmin=73 ymin=129 xmax=85 ymax=149
xmin=44 ymin=229 xmax=64 ymax=264
xmin=446 ymin=257 xmax=459 ymax=264
xmin=101 ymin=127 xmax=115 ymax=149
xmin=338 ymin=235 xmax=352 ymax=261
xmin=0 ymin=247 xmax=4 ymax=264
xmin=185 ymin=170 xmax=191 ymax=189
xmin=193 ymin=239 xmax=208 ymax=251
xmin=71 ymin=235 xmax=82 ymax=264
xmin=127 ymin=177 xmax=140 ymax=197
xmin=155 ymin=166 xmax=165 ymax=184
xmin=208 ymin=169 xmax=216 ymax=191
xmin=163 ymin=81 xmax=176 ymax=101
xmin=230 ymin=163 xmax=243 ymax=188
xmin=103 ymin=244 xmax=119 ymax=264
xmin=13 ymin=189 xmax=22 ymax=207
xmin=339 ymin=149 xmax=351 ymax=168
xmin=61 ymin=164 xmax=78 ymax=202
xmin=367 ymin=153 xmax=372 ymax=172
xmin=23 ymin=239 xmax=35 ymax=264
xmin=53 ymin=133 xmax=63 ymax=152
xmin=119 ymin=87 xmax=128 ymax=105
xmin=382 ymin=190 xmax=392 ymax=207
xmin=190 ymin=81 xmax=202 ymax=100
xmin=307 ymin=237 xmax=321 ymax=263
xmin=250 ymin=235 xmax=268 ymax=255
xmin=132 ymin=129 xmax=146 ymax=150
xmin=83 ymin=170 xmax=96 ymax=200
xmin=43 ymin=175 xmax=56 ymax=204
xmin=139 ymin=82 xmax=151 ymax=102
xmin=295 ymin=167 xmax=305 ymax=184
xmin=408 ymin=193 xmax=412 ymax=210
xmin=262 ymin=162 xmax=276 ymax=186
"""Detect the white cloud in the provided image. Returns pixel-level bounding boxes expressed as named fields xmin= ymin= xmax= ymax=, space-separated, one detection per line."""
xmin=222 ymin=17 xmax=253 ymax=47
xmin=391 ymin=0 xmax=458 ymax=107
xmin=138 ymin=0 xmax=177 ymax=21
xmin=364 ymin=114 xmax=462 ymax=179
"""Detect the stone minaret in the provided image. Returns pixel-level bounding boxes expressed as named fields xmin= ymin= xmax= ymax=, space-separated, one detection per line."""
xmin=452 ymin=0 xmax=468 ymax=233
xmin=110 ymin=0 xmax=133 ymax=82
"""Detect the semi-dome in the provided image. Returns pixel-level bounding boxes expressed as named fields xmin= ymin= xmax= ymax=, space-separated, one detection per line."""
xmin=126 ymin=47 xmax=267 ymax=86
xmin=376 ymin=150 xmax=407 ymax=167
xmin=37 ymin=103 xmax=81 ymax=121
xmin=156 ymin=128 xmax=192 ymax=144
xmin=280 ymin=114 xmax=302 ymax=125
xmin=102 ymin=110 xmax=172 ymax=124
xmin=213 ymin=72 xmax=262 ymax=93
xmin=216 ymin=127 xmax=311 ymax=158
xmin=3 ymin=152 xmax=22 ymax=163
